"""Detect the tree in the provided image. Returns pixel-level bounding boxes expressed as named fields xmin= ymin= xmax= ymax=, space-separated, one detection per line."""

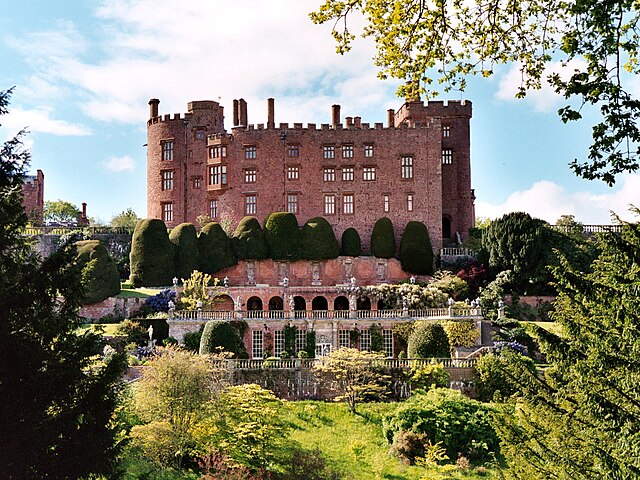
xmin=44 ymin=199 xmax=81 ymax=224
xmin=311 ymin=1 xmax=640 ymax=184
xmin=129 ymin=218 xmax=175 ymax=287
xmin=341 ymin=227 xmax=362 ymax=256
xmin=199 ymin=319 xmax=248 ymax=358
xmin=0 ymin=87 xmax=127 ymax=478
xmin=110 ymin=207 xmax=140 ymax=229
xmin=75 ymin=239 xmax=121 ymax=304
xmin=263 ymin=212 xmax=301 ymax=261
xmin=300 ymin=216 xmax=341 ymax=260
xmin=231 ymin=216 xmax=270 ymax=260
xmin=399 ymin=220 xmax=433 ymax=274
xmin=371 ymin=217 xmax=395 ymax=258
xmin=407 ymin=322 xmax=451 ymax=358
xmin=198 ymin=221 xmax=237 ymax=274
xmin=313 ymin=347 xmax=389 ymax=414
xmin=169 ymin=222 xmax=199 ymax=280
xmin=495 ymin=211 xmax=640 ymax=477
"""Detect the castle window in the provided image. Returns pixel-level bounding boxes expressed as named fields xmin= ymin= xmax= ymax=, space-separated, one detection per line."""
xmin=161 ymin=202 xmax=173 ymax=222
xmin=161 ymin=170 xmax=173 ymax=191
xmin=210 ymin=145 xmax=226 ymax=158
xmin=323 ymin=167 xmax=335 ymax=182
xmin=161 ymin=141 xmax=173 ymax=161
xmin=245 ymin=145 xmax=257 ymax=159
xmin=339 ymin=330 xmax=350 ymax=348
xmin=274 ymin=330 xmax=284 ymax=357
xmin=221 ymin=146 xmax=227 ymax=157
xmin=343 ymin=194 xmax=354 ymax=214
xmin=195 ymin=129 xmax=206 ymax=140
xmin=383 ymin=194 xmax=390 ymax=213
xmin=210 ymin=165 xmax=227 ymax=185
xmin=193 ymin=177 xmax=202 ymax=189
xmin=443 ymin=126 xmax=451 ymax=138
xmin=342 ymin=167 xmax=354 ymax=181
xmin=244 ymin=168 xmax=257 ymax=183
xmin=209 ymin=199 xmax=218 ymax=218
xmin=252 ymin=330 xmax=263 ymax=359
xmin=363 ymin=167 xmax=376 ymax=181
xmin=342 ymin=144 xmax=353 ymax=158
xmin=287 ymin=194 xmax=298 ymax=214
xmin=360 ymin=330 xmax=371 ymax=351
xmin=442 ymin=149 xmax=453 ymax=164
xmin=245 ymin=195 xmax=257 ymax=215
xmin=324 ymin=194 xmax=335 ymax=215
xmin=287 ymin=166 xmax=299 ymax=180
xmin=287 ymin=145 xmax=299 ymax=158
xmin=401 ymin=156 xmax=413 ymax=179
xmin=364 ymin=144 xmax=374 ymax=158
xmin=407 ymin=193 xmax=414 ymax=212
xmin=383 ymin=329 xmax=393 ymax=357
xmin=323 ymin=145 xmax=335 ymax=159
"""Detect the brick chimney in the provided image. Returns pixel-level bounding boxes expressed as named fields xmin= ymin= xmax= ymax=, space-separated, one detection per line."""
xmin=387 ymin=109 xmax=395 ymax=128
xmin=233 ymin=99 xmax=239 ymax=126
xmin=238 ymin=98 xmax=248 ymax=126
xmin=149 ymin=98 xmax=160 ymax=119
xmin=267 ymin=98 xmax=275 ymax=129
xmin=331 ymin=104 xmax=341 ymax=128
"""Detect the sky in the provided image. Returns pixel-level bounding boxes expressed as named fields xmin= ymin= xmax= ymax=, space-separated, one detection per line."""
xmin=1 ymin=0 xmax=638 ymax=225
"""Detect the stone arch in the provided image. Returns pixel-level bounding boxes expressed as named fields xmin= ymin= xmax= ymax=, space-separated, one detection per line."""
xmin=377 ymin=299 xmax=390 ymax=310
xmin=357 ymin=296 xmax=371 ymax=310
xmin=247 ymin=296 xmax=263 ymax=311
xmin=211 ymin=294 xmax=234 ymax=311
xmin=442 ymin=215 xmax=452 ymax=240
xmin=312 ymin=296 xmax=328 ymax=311
xmin=293 ymin=296 xmax=307 ymax=319
xmin=268 ymin=296 xmax=283 ymax=310
xmin=334 ymin=296 xmax=349 ymax=310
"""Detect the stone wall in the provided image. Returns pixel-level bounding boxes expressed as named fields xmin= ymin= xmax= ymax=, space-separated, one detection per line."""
xmin=80 ymin=297 xmax=145 ymax=321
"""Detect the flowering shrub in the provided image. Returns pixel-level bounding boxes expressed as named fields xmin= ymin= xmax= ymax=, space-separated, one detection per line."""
xmin=441 ymin=319 xmax=480 ymax=348
xmin=494 ymin=340 xmax=528 ymax=356
xmin=357 ymin=283 xmax=447 ymax=310
xmin=144 ymin=288 xmax=176 ymax=313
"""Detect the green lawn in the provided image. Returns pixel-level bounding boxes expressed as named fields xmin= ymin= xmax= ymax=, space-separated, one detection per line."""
xmin=524 ymin=321 xmax=564 ymax=336
xmin=116 ymin=287 xmax=162 ymax=298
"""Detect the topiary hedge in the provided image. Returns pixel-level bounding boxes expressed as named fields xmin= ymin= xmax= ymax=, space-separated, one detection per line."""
xmin=129 ymin=219 xmax=175 ymax=287
xmin=199 ymin=320 xmax=248 ymax=358
xmin=300 ymin=216 xmax=340 ymax=260
xmin=169 ymin=223 xmax=199 ymax=280
xmin=198 ymin=222 xmax=237 ymax=274
xmin=75 ymin=239 xmax=121 ymax=304
xmin=399 ymin=221 xmax=434 ymax=274
xmin=263 ymin=212 xmax=301 ymax=261
xmin=341 ymin=227 xmax=362 ymax=256
xmin=231 ymin=216 xmax=270 ymax=260
xmin=407 ymin=321 xmax=450 ymax=358
xmin=371 ymin=217 xmax=396 ymax=258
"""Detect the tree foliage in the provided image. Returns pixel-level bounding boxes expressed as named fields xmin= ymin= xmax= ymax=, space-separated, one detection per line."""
xmin=199 ymin=320 xmax=248 ymax=358
xmin=43 ymin=199 xmax=81 ymax=224
xmin=169 ymin=222 xmax=199 ymax=280
xmin=371 ymin=217 xmax=395 ymax=258
xmin=494 ymin=210 xmax=640 ymax=478
xmin=311 ymin=0 xmax=640 ymax=184
xmin=300 ymin=216 xmax=341 ymax=260
xmin=263 ymin=212 xmax=301 ymax=261
xmin=75 ymin=239 xmax=121 ymax=304
xmin=0 ymin=87 xmax=127 ymax=479
xmin=407 ymin=322 xmax=450 ymax=358
xmin=110 ymin=207 xmax=140 ymax=229
xmin=399 ymin=221 xmax=433 ymax=274
xmin=341 ymin=227 xmax=362 ymax=256
xmin=198 ymin=221 xmax=237 ymax=274
xmin=129 ymin=218 xmax=175 ymax=287
xmin=231 ymin=216 xmax=270 ymax=260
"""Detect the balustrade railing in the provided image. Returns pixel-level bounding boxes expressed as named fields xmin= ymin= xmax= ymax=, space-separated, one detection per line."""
xmin=171 ymin=307 xmax=482 ymax=321
xmin=205 ymin=357 xmax=477 ymax=370
xmin=21 ymin=226 xmax=135 ymax=236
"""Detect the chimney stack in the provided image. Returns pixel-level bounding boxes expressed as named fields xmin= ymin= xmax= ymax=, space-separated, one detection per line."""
xmin=331 ymin=104 xmax=341 ymax=128
xmin=239 ymin=98 xmax=248 ymax=126
xmin=233 ymin=99 xmax=239 ymax=126
xmin=354 ymin=116 xmax=361 ymax=128
xmin=267 ymin=98 xmax=275 ymax=129
xmin=149 ymin=98 xmax=160 ymax=119
xmin=387 ymin=109 xmax=395 ymax=128
xmin=345 ymin=116 xmax=353 ymax=128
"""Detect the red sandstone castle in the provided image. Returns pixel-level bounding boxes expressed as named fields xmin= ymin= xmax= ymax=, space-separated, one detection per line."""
xmin=22 ymin=169 xmax=44 ymax=224
xmin=146 ymin=96 xmax=475 ymax=251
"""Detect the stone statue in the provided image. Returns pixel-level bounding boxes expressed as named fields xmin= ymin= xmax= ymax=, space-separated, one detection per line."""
xmin=234 ymin=295 xmax=242 ymax=311
xmin=288 ymin=294 xmax=295 ymax=310
xmin=350 ymin=276 xmax=356 ymax=287
xmin=349 ymin=295 xmax=356 ymax=310
xmin=148 ymin=324 xmax=154 ymax=340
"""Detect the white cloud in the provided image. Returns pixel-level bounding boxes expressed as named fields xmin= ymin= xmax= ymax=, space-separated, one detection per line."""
xmin=1 ymin=107 xmax=92 ymax=136
xmin=476 ymin=174 xmax=640 ymax=224
xmin=495 ymin=60 xmax=587 ymax=112
xmin=103 ymin=155 xmax=135 ymax=172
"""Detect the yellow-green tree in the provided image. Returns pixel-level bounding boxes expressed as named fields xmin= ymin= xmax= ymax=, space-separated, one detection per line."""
xmin=179 ymin=270 xmax=216 ymax=310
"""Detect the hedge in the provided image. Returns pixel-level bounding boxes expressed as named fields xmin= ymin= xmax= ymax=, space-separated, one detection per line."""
xmin=169 ymin=223 xmax=199 ymax=280
xmin=263 ymin=212 xmax=300 ymax=261
xmin=231 ymin=216 xmax=270 ymax=260
xmin=198 ymin=222 xmax=237 ymax=274
xmin=341 ymin=227 xmax=362 ymax=256
xmin=399 ymin=221 xmax=434 ymax=274
xmin=300 ymin=217 xmax=340 ymax=260
xmin=371 ymin=217 xmax=396 ymax=258
xmin=129 ymin=219 xmax=175 ymax=287
xmin=199 ymin=320 xmax=248 ymax=358
xmin=407 ymin=322 xmax=450 ymax=358
xmin=75 ymin=240 xmax=120 ymax=304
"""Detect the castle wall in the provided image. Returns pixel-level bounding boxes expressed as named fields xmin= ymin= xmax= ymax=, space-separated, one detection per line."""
xmin=22 ymin=169 xmax=44 ymax=224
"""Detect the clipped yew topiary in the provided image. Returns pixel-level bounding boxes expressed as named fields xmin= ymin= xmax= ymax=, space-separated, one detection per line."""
xmin=399 ymin=221 xmax=434 ymax=274
xmin=198 ymin=222 xmax=237 ymax=274
xmin=199 ymin=320 xmax=248 ymax=358
xmin=300 ymin=216 xmax=340 ymax=260
xmin=75 ymin=240 xmax=120 ymax=304
xmin=263 ymin=212 xmax=301 ymax=261
xmin=407 ymin=322 xmax=451 ymax=358
xmin=371 ymin=217 xmax=396 ymax=258
xmin=169 ymin=223 xmax=199 ymax=280
xmin=231 ymin=216 xmax=270 ymax=260
xmin=129 ymin=218 xmax=175 ymax=287
xmin=341 ymin=227 xmax=362 ymax=256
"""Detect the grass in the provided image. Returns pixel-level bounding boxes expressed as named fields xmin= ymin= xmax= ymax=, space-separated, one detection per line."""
xmin=524 ymin=321 xmax=564 ymax=336
xmin=282 ymin=401 xmax=501 ymax=480
xmin=116 ymin=287 xmax=162 ymax=298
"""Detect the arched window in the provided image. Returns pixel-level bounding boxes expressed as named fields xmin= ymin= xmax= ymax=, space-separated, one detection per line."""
xmin=442 ymin=216 xmax=452 ymax=239
xmin=312 ymin=296 xmax=328 ymax=311
xmin=247 ymin=296 xmax=263 ymax=311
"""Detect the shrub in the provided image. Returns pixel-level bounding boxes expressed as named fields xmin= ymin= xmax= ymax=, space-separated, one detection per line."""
xmin=144 ymin=288 xmax=176 ymax=313
xmin=116 ymin=319 xmax=147 ymax=346
xmin=431 ymin=271 xmax=469 ymax=299
xmin=410 ymin=363 xmax=450 ymax=389
xmin=341 ymin=227 xmax=362 ymax=256
xmin=398 ymin=221 xmax=434 ymax=274
xmin=231 ymin=216 xmax=269 ymax=260
xmin=263 ymin=212 xmax=301 ymax=261
xmin=300 ymin=216 xmax=340 ymax=260
xmin=179 ymin=270 xmax=213 ymax=310
xmin=389 ymin=430 xmax=432 ymax=465
xmin=199 ymin=320 xmax=248 ymax=358
xmin=383 ymin=388 xmax=499 ymax=463
xmin=75 ymin=240 xmax=120 ymax=304
xmin=129 ymin=219 xmax=175 ymax=287
xmin=371 ymin=217 xmax=396 ymax=258
xmin=182 ymin=324 xmax=205 ymax=353
xmin=441 ymin=320 xmax=480 ymax=348
xmin=475 ymin=350 xmax=536 ymax=402
xmin=407 ymin=322 xmax=451 ymax=358
xmin=198 ymin=222 xmax=237 ymax=274
xmin=169 ymin=223 xmax=199 ymax=280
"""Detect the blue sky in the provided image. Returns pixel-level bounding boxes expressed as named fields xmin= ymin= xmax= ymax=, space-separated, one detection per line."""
xmin=1 ymin=0 xmax=638 ymax=225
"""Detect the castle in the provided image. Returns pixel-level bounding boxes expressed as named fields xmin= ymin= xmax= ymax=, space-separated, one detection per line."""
xmin=22 ymin=169 xmax=44 ymax=224
xmin=146 ymin=96 xmax=475 ymax=251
